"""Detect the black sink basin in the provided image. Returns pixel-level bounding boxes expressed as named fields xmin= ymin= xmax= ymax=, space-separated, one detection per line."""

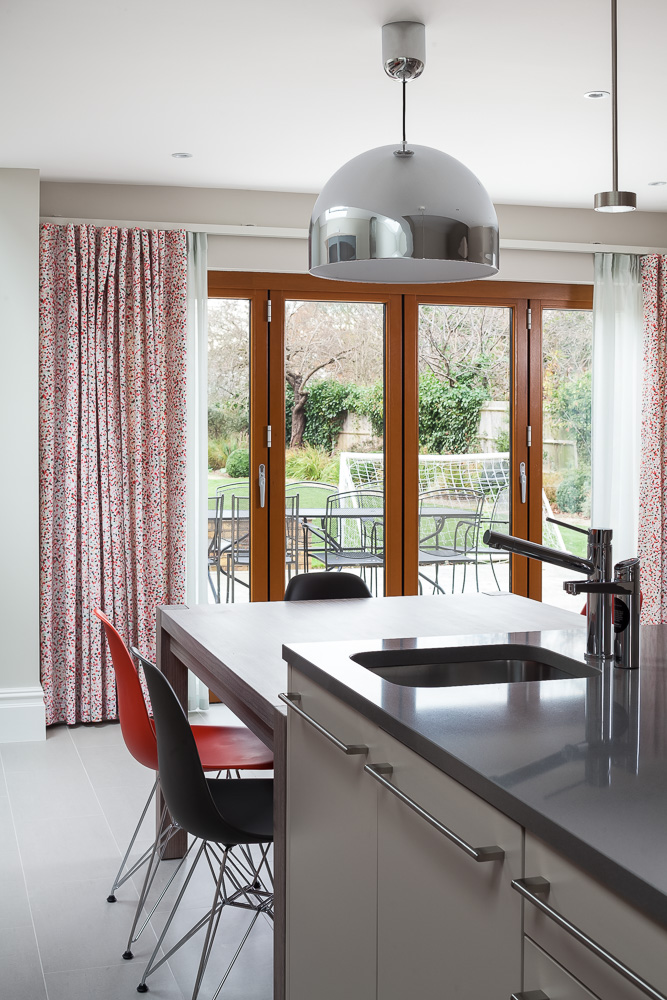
xmin=349 ymin=644 xmax=596 ymax=688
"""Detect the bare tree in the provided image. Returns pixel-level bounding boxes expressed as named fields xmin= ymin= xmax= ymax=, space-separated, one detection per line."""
xmin=285 ymin=301 xmax=383 ymax=447
xmin=418 ymin=305 xmax=511 ymax=398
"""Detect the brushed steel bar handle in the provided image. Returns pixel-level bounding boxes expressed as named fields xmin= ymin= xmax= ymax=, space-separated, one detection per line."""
xmin=364 ymin=763 xmax=505 ymax=863
xmin=511 ymin=992 xmax=550 ymax=1000
xmin=512 ymin=877 xmax=667 ymax=1000
xmin=279 ymin=693 xmax=368 ymax=755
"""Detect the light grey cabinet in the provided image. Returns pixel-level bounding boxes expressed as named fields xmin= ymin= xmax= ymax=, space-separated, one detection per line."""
xmin=518 ymin=834 xmax=667 ymax=1000
xmin=373 ymin=728 xmax=523 ymax=1000
xmin=285 ymin=667 xmax=522 ymax=1000
xmin=285 ymin=669 xmax=379 ymax=1000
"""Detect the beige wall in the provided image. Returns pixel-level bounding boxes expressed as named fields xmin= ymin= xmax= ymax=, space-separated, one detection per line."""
xmin=40 ymin=180 xmax=667 ymax=284
xmin=0 ymin=168 xmax=44 ymax=740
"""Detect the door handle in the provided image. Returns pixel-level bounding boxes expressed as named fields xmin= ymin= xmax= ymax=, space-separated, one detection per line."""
xmin=259 ymin=464 xmax=266 ymax=508
xmin=520 ymin=462 xmax=527 ymax=504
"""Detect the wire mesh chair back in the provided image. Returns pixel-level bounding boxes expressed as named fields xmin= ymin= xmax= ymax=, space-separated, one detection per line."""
xmin=419 ymin=488 xmax=485 ymax=554
xmin=326 ymin=489 xmax=384 ymax=560
xmin=285 ymin=482 xmax=337 ymax=573
xmin=284 ymin=494 xmax=299 ymax=575
xmin=230 ymin=493 xmax=251 ymax=564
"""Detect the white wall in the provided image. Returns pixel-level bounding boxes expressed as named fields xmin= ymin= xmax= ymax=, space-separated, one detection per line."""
xmin=40 ymin=181 xmax=667 ymax=283
xmin=0 ymin=169 xmax=44 ymax=742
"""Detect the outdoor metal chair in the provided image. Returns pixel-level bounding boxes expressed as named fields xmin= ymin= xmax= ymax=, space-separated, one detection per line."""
xmin=418 ymin=487 xmax=485 ymax=594
xmin=470 ymin=484 xmax=511 ymax=590
xmin=224 ymin=493 xmax=251 ymax=602
xmin=284 ymin=481 xmax=336 ymax=573
xmin=223 ymin=490 xmax=299 ymax=601
xmin=301 ymin=489 xmax=384 ymax=594
xmin=207 ymin=492 xmax=232 ymax=603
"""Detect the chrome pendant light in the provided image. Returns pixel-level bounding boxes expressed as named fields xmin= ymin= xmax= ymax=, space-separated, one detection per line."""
xmin=309 ymin=21 xmax=499 ymax=283
xmin=594 ymin=0 xmax=636 ymax=212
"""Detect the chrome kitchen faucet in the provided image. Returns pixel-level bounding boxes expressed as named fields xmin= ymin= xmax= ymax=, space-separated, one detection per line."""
xmin=483 ymin=522 xmax=640 ymax=669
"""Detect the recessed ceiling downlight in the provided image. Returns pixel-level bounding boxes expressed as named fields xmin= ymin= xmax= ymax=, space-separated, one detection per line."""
xmin=648 ymin=180 xmax=667 ymax=186
xmin=171 ymin=152 xmax=193 ymax=159
xmin=585 ymin=90 xmax=609 ymax=99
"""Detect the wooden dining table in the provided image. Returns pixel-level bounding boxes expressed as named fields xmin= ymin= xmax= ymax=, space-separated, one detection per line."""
xmin=156 ymin=592 xmax=583 ymax=1000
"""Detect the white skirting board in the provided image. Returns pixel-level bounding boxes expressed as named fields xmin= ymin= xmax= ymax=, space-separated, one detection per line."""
xmin=0 ymin=686 xmax=46 ymax=742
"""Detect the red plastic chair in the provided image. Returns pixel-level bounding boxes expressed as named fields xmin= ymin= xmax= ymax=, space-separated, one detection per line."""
xmin=93 ymin=608 xmax=273 ymax=957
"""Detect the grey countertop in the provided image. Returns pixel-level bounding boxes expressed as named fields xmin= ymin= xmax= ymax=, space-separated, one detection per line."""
xmin=283 ymin=613 xmax=667 ymax=929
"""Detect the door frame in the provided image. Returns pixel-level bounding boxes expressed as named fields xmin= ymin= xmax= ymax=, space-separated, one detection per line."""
xmin=208 ymin=272 xmax=592 ymax=603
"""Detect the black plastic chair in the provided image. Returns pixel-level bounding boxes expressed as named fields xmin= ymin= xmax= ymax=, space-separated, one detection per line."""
xmin=284 ymin=571 xmax=372 ymax=601
xmin=138 ymin=661 xmax=273 ymax=999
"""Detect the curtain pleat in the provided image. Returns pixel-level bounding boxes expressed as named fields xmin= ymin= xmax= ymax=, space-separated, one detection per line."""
xmin=591 ymin=254 xmax=643 ymax=564
xmin=39 ymin=223 xmax=188 ymax=724
xmin=639 ymin=255 xmax=667 ymax=624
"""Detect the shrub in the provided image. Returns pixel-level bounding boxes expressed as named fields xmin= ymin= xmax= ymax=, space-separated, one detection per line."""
xmin=418 ymin=373 xmax=488 ymax=455
xmin=542 ymin=471 xmax=560 ymax=506
xmin=556 ymin=467 xmax=591 ymax=516
xmin=285 ymin=445 xmax=338 ymax=482
xmin=496 ymin=428 xmax=510 ymax=453
xmin=545 ymin=371 xmax=591 ymax=464
xmin=208 ymin=400 xmax=249 ymax=439
xmin=225 ymin=449 xmax=250 ymax=477
xmin=208 ymin=439 xmax=228 ymax=471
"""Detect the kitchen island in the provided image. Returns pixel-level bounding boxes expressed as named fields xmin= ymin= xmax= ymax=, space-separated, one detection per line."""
xmin=283 ymin=619 xmax=667 ymax=1000
xmin=158 ymin=593 xmax=666 ymax=999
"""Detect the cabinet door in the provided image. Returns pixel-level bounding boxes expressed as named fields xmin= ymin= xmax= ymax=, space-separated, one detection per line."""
xmin=285 ymin=668 xmax=378 ymax=1000
xmin=524 ymin=834 xmax=667 ymax=1000
xmin=374 ymin=730 xmax=523 ymax=1000
xmin=523 ymin=937 xmax=603 ymax=1000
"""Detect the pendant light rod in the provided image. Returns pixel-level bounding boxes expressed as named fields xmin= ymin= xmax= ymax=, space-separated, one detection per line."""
xmin=594 ymin=0 xmax=636 ymax=212
xmin=611 ymin=0 xmax=618 ymax=192
xmin=402 ymin=77 xmax=408 ymax=144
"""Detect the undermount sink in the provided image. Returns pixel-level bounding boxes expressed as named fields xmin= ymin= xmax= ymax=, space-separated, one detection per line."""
xmin=349 ymin=644 xmax=597 ymax=688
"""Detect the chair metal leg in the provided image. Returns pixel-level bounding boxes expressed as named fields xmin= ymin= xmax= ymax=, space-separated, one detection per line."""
xmin=107 ymin=778 xmax=157 ymax=902
xmin=138 ymin=838 xmax=274 ymax=998
xmin=191 ymin=849 xmax=229 ymax=1000
xmin=137 ymin=840 xmax=208 ymax=990
xmin=207 ymin=567 xmax=218 ymax=603
xmin=123 ymin=802 xmax=190 ymax=958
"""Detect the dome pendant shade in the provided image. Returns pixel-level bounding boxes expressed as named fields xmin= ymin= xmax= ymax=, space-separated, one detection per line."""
xmin=309 ymin=144 xmax=499 ymax=283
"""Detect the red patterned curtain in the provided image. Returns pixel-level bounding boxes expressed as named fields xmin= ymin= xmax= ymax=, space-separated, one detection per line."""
xmin=639 ymin=255 xmax=667 ymax=624
xmin=39 ymin=224 xmax=188 ymax=724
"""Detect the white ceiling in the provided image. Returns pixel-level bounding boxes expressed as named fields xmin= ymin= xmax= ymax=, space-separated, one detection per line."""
xmin=3 ymin=0 xmax=667 ymax=211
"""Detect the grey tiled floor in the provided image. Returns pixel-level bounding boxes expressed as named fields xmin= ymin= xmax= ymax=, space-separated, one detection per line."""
xmin=0 ymin=705 xmax=273 ymax=1000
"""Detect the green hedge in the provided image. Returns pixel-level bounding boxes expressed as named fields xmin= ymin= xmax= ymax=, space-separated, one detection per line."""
xmin=285 ymin=374 xmax=487 ymax=456
xmin=556 ymin=466 xmax=591 ymax=516
xmin=418 ymin=374 xmax=488 ymax=455
xmin=225 ymin=449 xmax=250 ymax=477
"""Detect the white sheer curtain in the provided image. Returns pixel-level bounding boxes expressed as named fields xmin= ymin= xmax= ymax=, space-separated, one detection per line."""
xmin=186 ymin=232 xmax=210 ymax=712
xmin=591 ymin=253 xmax=643 ymax=562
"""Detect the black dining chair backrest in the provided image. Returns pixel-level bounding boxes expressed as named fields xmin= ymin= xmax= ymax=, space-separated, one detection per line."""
xmin=142 ymin=660 xmax=250 ymax=846
xmin=284 ymin=571 xmax=372 ymax=601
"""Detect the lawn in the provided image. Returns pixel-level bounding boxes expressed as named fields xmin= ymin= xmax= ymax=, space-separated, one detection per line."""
xmin=558 ymin=521 xmax=589 ymax=558
xmin=207 ymin=476 xmax=338 ymax=512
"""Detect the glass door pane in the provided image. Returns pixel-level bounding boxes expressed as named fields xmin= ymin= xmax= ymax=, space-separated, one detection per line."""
xmin=207 ymin=297 xmax=251 ymax=603
xmin=416 ymin=304 xmax=512 ymax=595
xmin=284 ymin=299 xmax=386 ymax=595
xmin=541 ymin=308 xmax=593 ymax=610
